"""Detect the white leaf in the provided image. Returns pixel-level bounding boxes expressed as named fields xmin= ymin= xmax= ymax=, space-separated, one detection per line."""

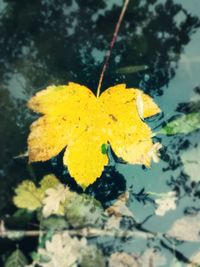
xmin=168 ymin=212 xmax=200 ymax=242
xmin=104 ymin=215 xmax=121 ymax=230
xmin=155 ymin=191 xmax=177 ymax=216
xmin=38 ymin=233 xmax=87 ymax=267
xmin=42 ymin=184 xmax=67 ymax=218
xmin=140 ymin=249 xmax=166 ymax=267
xmin=109 ymin=252 xmax=139 ymax=267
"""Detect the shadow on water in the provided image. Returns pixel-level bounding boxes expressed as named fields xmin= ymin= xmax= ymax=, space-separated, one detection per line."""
xmin=0 ymin=0 xmax=200 ymax=265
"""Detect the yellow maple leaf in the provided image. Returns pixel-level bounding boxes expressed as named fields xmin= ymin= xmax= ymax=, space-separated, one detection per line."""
xmin=28 ymin=82 xmax=161 ymax=188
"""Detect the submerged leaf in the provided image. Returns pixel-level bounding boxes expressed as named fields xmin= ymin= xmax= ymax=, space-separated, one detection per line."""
xmin=28 ymin=83 xmax=160 ymax=188
xmin=140 ymin=249 xmax=166 ymax=267
xmin=109 ymin=252 xmax=139 ymax=267
xmin=158 ymin=112 xmax=200 ymax=135
xmin=37 ymin=233 xmax=87 ymax=267
xmin=116 ymin=65 xmax=148 ymax=74
xmin=80 ymin=246 xmax=106 ymax=267
xmin=40 ymin=215 xmax=69 ymax=230
xmin=42 ymin=184 xmax=68 ymax=218
xmin=168 ymin=212 xmax=200 ymax=242
xmin=65 ymin=193 xmax=104 ymax=228
xmin=5 ymin=249 xmax=28 ymax=267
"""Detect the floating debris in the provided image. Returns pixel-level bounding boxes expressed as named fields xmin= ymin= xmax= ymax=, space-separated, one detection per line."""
xmin=116 ymin=65 xmax=148 ymax=74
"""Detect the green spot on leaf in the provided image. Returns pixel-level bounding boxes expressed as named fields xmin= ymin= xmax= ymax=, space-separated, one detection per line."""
xmin=101 ymin=143 xmax=108 ymax=154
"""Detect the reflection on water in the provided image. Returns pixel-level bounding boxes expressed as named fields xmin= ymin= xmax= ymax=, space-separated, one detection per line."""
xmin=0 ymin=0 xmax=200 ymax=265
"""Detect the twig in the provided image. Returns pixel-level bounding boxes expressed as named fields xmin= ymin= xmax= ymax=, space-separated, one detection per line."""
xmin=96 ymin=0 xmax=130 ymax=97
xmin=0 ymin=227 xmax=155 ymax=239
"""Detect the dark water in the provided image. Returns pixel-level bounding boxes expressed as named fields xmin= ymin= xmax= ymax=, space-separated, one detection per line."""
xmin=0 ymin=0 xmax=200 ymax=265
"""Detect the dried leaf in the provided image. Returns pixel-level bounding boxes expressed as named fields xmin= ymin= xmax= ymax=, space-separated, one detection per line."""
xmin=106 ymin=192 xmax=134 ymax=218
xmin=104 ymin=215 xmax=121 ymax=230
xmin=13 ymin=174 xmax=59 ymax=211
xmin=140 ymin=249 xmax=166 ymax=267
xmin=28 ymin=83 xmax=160 ymax=188
xmin=109 ymin=252 xmax=139 ymax=267
xmin=168 ymin=212 xmax=200 ymax=242
xmin=155 ymin=191 xmax=177 ymax=216
xmin=158 ymin=112 xmax=200 ymax=135
xmin=42 ymin=184 xmax=68 ymax=218
xmin=37 ymin=233 xmax=87 ymax=267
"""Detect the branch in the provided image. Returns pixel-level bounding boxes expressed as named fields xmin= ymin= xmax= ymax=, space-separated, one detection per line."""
xmin=0 ymin=226 xmax=155 ymax=240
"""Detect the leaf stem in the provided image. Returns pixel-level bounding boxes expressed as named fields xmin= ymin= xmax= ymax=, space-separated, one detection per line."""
xmin=96 ymin=0 xmax=130 ymax=97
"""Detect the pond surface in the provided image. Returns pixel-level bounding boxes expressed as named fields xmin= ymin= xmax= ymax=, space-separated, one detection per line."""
xmin=0 ymin=0 xmax=200 ymax=266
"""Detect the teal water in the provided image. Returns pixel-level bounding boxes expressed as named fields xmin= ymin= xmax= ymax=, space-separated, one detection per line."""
xmin=0 ymin=0 xmax=200 ymax=266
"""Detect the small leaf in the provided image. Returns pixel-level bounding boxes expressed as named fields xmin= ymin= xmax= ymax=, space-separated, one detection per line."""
xmin=5 ymin=249 xmax=28 ymax=267
xmin=40 ymin=215 xmax=69 ymax=230
xmin=168 ymin=212 xmax=200 ymax=242
xmin=158 ymin=112 xmax=200 ymax=135
xmin=13 ymin=181 xmax=42 ymax=211
xmin=109 ymin=252 xmax=139 ymax=267
xmin=39 ymin=174 xmax=60 ymax=190
xmin=65 ymin=193 xmax=104 ymax=228
xmin=140 ymin=249 xmax=166 ymax=267
xmin=106 ymin=192 xmax=134 ymax=218
xmin=80 ymin=246 xmax=106 ymax=267
xmin=42 ymin=184 xmax=68 ymax=218
xmin=36 ymin=233 xmax=87 ymax=267
xmin=155 ymin=191 xmax=177 ymax=216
